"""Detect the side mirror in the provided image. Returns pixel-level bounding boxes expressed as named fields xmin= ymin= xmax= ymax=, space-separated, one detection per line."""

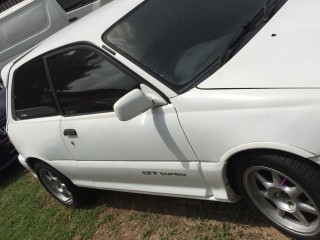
xmin=114 ymin=89 xmax=154 ymax=121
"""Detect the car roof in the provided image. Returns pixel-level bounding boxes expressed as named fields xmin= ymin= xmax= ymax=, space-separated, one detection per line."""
xmin=18 ymin=0 xmax=143 ymax=65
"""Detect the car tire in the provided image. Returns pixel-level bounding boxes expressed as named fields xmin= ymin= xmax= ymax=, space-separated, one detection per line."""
xmin=233 ymin=151 xmax=320 ymax=240
xmin=35 ymin=161 xmax=86 ymax=208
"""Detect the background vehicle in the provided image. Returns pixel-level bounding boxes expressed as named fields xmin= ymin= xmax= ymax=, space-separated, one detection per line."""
xmin=0 ymin=86 xmax=18 ymax=171
xmin=0 ymin=0 xmax=113 ymax=73
xmin=3 ymin=0 xmax=320 ymax=239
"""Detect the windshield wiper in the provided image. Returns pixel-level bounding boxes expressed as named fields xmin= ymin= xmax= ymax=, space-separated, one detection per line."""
xmin=264 ymin=0 xmax=273 ymax=20
xmin=218 ymin=8 xmax=265 ymax=68
xmin=218 ymin=0 xmax=286 ymax=68
xmin=264 ymin=0 xmax=286 ymax=21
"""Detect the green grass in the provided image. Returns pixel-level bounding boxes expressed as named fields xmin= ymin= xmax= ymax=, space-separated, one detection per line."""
xmin=0 ymin=164 xmax=106 ymax=240
xmin=0 ymin=163 xmax=288 ymax=240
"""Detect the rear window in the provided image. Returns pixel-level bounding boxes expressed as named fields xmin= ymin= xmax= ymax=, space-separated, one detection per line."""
xmin=103 ymin=0 xmax=272 ymax=91
xmin=13 ymin=59 xmax=58 ymax=120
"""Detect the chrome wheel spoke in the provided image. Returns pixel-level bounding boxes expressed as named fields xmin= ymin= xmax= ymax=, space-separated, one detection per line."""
xmin=297 ymin=202 xmax=319 ymax=216
xmin=258 ymin=190 xmax=270 ymax=200
xmin=255 ymin=172 xmax=273 ymax=189
xmin=286 ymin=186 xmax=302 ymax=199
xmin=292 ymin=210 xmax=310 ymax=227
xmin=61 ymin=183 xmax=72 ymax=197
xmin=45 ymin=171 xmax=54 ymax=182
xmin=271 ymin=171 xmax=282 ymax=187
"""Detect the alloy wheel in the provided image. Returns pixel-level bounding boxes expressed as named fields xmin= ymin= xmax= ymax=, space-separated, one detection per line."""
xmin=39 ymin=168 xmax=73 ymax=204
xmin=243 ymin=166 xmax=320 ymax=236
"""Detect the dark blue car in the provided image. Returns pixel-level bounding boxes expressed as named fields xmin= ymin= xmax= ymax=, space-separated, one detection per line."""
xmin=0 ymin=86 xmax=18 ymax=171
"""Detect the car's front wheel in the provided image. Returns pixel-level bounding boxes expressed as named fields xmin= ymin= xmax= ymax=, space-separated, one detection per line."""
xmin=233 ymin=152 xmax=320 ymax=240
xmin=35 ymin=161 xmax=85 ymax=208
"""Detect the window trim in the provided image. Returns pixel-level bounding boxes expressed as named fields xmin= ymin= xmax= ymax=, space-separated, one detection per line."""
xmin=43 ymin=57 xmax=64 ymax=115
xmin=12 ymin=42 xmax=169 ymax=121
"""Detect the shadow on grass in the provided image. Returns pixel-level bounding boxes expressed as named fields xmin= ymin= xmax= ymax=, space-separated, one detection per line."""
xmin=0 ymin=161 xmax=26 ymax=189
xmin=85 ymin=188 xmax=270 ymax=228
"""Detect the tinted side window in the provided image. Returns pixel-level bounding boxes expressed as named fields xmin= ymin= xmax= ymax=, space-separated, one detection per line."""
xmin=47 ymin=48 xmax=139 ymax=116
xmin=13 ymin=59 xmax=58 ymax=120
xmin=56 ymin=0 xmax=96 ymax=12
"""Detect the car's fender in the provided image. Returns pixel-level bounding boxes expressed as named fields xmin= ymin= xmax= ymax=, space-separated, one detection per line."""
xmin=219 ymin=142 xmax=315 ymax=163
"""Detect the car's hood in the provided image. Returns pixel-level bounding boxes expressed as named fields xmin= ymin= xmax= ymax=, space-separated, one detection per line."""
xmin=198 ymin=0 xmax=320 ymax=89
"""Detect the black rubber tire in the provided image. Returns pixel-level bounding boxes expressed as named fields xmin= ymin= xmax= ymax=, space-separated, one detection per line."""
xmin=34 ymin=161 xmax=86 ymax=208
xmin=232 ymin=151 xmax=320 ymax=240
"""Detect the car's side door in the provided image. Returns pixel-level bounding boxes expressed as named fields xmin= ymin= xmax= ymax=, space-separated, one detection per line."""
xmin=7 ymin=57 xmax=75 ymax=165
xmin=45 ymin=45 xmax=209 ymax=197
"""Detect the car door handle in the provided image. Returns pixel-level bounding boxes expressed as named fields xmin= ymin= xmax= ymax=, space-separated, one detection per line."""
xmin=63 ymin=129 xmax=77 ymax=137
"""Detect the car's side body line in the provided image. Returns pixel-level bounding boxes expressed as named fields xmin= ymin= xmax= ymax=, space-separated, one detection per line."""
xmin=20 ymin=151 xmax=240 ymax=203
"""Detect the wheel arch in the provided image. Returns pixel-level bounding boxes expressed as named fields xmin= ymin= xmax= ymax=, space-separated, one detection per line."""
xmin=21 ymin=155 xmax=89 ymax=188
xmin=26 ymin=157 xmax=42 ymax=172
xmin=223 ymin=143 xmax=316 ymax=194
xmin=17 ymin=155 xmax=49 ymax=174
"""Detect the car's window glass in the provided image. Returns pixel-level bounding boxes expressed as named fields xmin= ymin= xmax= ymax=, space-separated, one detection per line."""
xmin=103 ymin=0 xmax=266 ymax=91
xmin=47 ymin=48 xmax=139 ymax=116
xmin=13 ymin=59 xmax=58 ymax=120
xmin=56 ymin=0 xmax=96 ymax=12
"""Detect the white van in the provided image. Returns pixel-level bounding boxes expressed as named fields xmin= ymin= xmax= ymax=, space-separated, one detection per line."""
xmin=0 ymin=0 xmax=112 ymax=73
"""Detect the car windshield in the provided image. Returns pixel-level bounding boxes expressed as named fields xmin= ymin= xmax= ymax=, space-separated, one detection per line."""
xmin=103 ymin=0 xmax=269 ymax=91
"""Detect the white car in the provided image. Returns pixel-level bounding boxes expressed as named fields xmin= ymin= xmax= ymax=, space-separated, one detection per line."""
xmin=0 ymin=0 xmax=113 ymax=73
xmin=2 ymin=0 xmax=320 ymax=239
